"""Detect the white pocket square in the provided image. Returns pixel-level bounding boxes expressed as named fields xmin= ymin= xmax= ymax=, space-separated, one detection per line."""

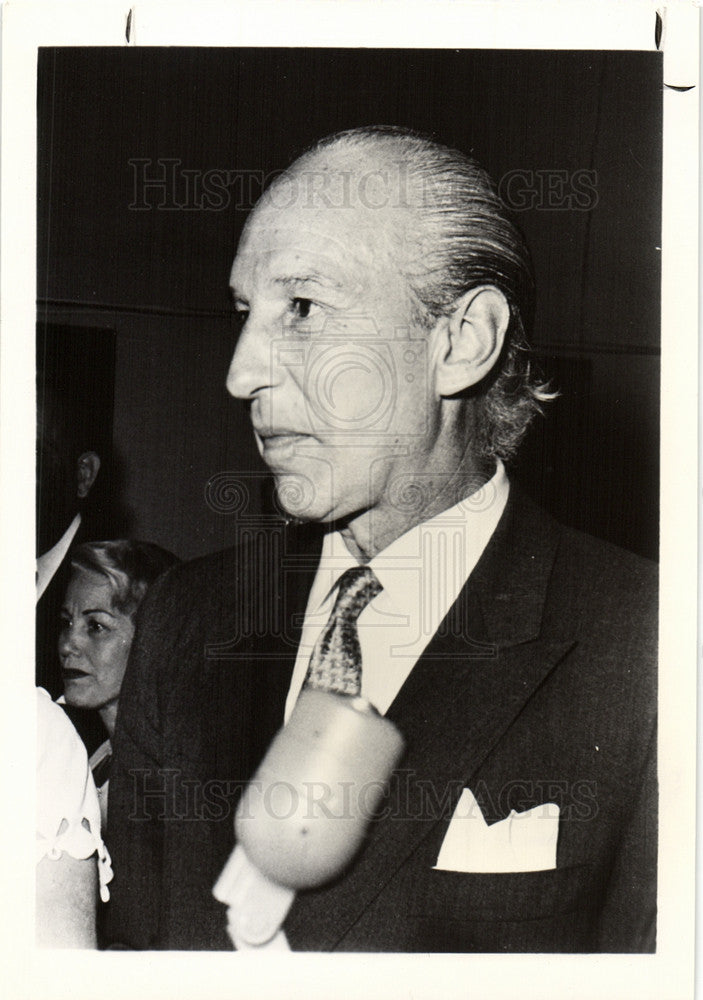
xmin=434 ymin=788 xmax=559 ymax=874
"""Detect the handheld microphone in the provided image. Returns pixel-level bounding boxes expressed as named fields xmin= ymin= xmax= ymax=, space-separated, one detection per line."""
xmin=213 ymin=688 xmax=404 ymax=949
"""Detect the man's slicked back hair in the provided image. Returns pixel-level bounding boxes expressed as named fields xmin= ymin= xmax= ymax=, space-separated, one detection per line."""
xmin=301 ymin=126 xmax=555 ymax=461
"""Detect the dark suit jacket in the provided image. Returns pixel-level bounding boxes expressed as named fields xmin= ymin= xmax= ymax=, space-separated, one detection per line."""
xmin=106 ymin=487 xmax=657 ymax=952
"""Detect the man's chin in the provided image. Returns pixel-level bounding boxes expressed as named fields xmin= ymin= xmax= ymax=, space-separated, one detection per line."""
xmin=272 ymin=471 xmax=326 ymax=522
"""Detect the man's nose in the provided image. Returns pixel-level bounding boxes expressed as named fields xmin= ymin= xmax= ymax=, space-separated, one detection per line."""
xmin=226 ymin=320 xmax=275 ymax=400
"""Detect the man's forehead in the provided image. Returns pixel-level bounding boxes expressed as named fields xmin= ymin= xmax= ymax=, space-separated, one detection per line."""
xmin=285 ymin=144 xmax=414 ymax=207
xmin=231 ymin=198 xmax=399 ymax=292
xmin=239 ymin=203 xmax=357 ymax=252
xmin=232 ymin=222 xmax=359 ymax=288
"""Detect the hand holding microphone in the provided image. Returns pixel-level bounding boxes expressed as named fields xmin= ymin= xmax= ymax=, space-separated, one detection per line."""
xmin=213 ymin=688 xmax=405 ymax=949
xmin=213 ymin=565 xmax=402 ymax=949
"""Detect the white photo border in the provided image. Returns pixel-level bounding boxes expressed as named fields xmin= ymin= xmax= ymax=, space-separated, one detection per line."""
xmin=1 ymin=2 xmax=697 ymax=998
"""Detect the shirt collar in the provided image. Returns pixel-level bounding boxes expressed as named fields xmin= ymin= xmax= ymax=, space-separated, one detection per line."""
xmin=36 ymin=513 xmax=82 ymax=603
xmin=305 ymin=530 xmax=359 ymax=613
xmin=310 ymin=461 xmax=509 ymax=612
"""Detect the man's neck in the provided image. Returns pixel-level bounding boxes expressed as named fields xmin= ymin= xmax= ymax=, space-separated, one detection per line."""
xmin=339 ymin=453 xmax=496 ymax=562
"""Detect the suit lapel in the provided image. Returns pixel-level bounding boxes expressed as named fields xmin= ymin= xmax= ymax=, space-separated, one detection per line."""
xmin=285 ymin=488 xmax=577 ymax=950
xmin=208 ymin=524 xmax=323 ymax=782
xmin=252 ymin=523 xmax=324 ymax=744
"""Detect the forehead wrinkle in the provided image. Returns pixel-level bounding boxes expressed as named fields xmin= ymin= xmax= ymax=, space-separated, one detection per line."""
xmin=231 ymin=238 xmax=369 ymax=301
xmin=250 ymin=170 xmax=409 ymax=252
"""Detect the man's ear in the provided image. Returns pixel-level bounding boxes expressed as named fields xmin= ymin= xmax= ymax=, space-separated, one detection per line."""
xmin=76 ymin=451 xmax=101 ymax=499
xmin=432 ymin=286 xmax=510 ymax=397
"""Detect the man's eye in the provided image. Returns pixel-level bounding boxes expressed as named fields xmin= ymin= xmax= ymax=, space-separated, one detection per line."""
xmin=291 ymin=297 xmax=315 ymax=320
xmin=232 ymin=308 xmax=249 ymax=329
xmin=87 ymin=619 xmax=106 ymax=634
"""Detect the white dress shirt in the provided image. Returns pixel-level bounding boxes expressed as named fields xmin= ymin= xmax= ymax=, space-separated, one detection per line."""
xmin=36 ymin=514 xmax=82 ymax=602
xmin=284 ymin=462 xmax=509 ymax=722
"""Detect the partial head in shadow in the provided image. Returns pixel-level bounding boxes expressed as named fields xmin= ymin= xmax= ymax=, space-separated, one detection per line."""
xmin=37 ymin=323 xmax=128 ymax=556
xmin=36 ymin=381 xmax=102 ymax=556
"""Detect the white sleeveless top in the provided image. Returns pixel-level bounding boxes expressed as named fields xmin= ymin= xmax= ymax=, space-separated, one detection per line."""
xmin=36 ymin=687 xmax=113 ymax=902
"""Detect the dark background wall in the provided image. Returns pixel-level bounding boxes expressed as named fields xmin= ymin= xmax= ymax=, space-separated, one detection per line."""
xmin=37 ymin=48 xmax=661 ymax=561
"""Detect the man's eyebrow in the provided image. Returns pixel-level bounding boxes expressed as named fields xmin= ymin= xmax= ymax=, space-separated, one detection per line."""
xmin=272 ymin=274 xmax=344 ymax=292
xmin=228 ymin=273 xmax=346 ymax=301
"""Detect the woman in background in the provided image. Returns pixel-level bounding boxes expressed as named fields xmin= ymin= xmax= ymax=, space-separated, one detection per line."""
xmin=58 ymin=540 xmax=179 ymax=825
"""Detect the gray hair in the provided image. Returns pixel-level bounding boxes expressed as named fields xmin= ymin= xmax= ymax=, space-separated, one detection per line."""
xmin=70 ymin=539 xmax=180 ymax=617
xmin=299 ymin=126 xmax=555 ymax=461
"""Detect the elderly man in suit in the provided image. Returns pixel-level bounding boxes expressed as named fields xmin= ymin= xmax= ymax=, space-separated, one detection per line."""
xmin=106 ymin=127 xmax=657 ymax=952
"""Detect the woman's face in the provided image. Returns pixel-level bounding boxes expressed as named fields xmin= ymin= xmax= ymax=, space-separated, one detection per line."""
xmin=59 ymin=569 xmax=135 ymax=712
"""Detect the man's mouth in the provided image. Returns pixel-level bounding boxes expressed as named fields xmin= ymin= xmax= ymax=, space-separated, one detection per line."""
xmin=262 ymin=433 xmax=306 ymax=444
xmin=256 ymin=430 xmax=312 ymax=454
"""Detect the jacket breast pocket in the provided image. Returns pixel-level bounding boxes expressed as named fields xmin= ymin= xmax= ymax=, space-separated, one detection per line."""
xmin=406 ymin=864 xmax=599 ymax=952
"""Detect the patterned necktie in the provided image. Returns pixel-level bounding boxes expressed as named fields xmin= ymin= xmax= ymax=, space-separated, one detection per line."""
xmin=304 ymin=565 xmax=383 ymax=697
